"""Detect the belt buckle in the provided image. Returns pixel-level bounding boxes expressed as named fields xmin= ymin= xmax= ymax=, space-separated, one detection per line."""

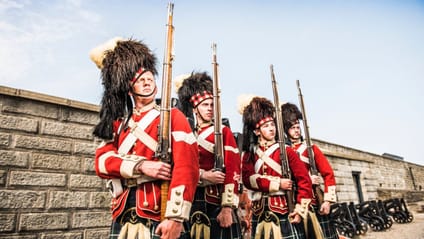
xmin=125 ymin=178 xmax=137 ymax=187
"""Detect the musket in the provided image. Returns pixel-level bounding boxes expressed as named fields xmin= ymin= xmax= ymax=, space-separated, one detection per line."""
xmin=270 ymin=65 xmax=294 ymax=213
xmin=296 ymin=79 xmax=324 ymax=207
xmin=156 ymin=2 xmax=174 ymax=221
xmin=211 ymin=43 xmax=225 ymax=173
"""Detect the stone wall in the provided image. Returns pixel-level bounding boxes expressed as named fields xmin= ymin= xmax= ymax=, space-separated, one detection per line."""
xmin=314 ymin=139 xmax=424 ymax=204
xmin=0 ymin=85 xmax=423 ymax=238
xmin=0 ymin=86 xmax=110 ymax=239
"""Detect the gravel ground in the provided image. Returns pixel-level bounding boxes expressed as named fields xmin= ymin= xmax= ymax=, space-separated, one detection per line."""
xmin=350 ymin=202 xmax=424 ymax=239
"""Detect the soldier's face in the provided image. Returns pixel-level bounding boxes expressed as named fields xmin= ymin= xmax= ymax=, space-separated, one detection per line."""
xmin=130 ymin=71 xmax=157 ymax=102
xmin=194 ymin=98 xmax=213 ymax=124
xmin=287 ymin=122 xmax=302 ymax=141
xmin=257 ymin=120 xmax=276 ymax=141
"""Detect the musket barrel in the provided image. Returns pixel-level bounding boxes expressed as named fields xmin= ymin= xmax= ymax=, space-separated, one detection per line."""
xmin=212 ymin=43 xmax=225 ymax=171
xmin=296 ymin=79 xmax=324 ymax=207
xmin=270 ymin=65 xmax=294 ymax=213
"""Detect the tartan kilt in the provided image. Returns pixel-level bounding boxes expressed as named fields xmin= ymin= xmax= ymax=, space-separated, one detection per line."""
xmin=108 ymin=187 xmax=190 ymax=239
xmin=189 ymin=187 xmax=242 ymax=239
xmin=315 ymin=210 xmax=339 ymax=239
xmin=251 ymin=211 xmax=305 ymax=239
xmin=109 ymin=219 xmax=191 ymax=239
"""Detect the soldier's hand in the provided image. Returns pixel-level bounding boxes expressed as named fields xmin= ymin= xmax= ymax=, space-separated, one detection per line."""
xmin=280 ymin=178 xmax=293 ymax=190
xmin=137 ymin=161 xmax=171 ymax=180
xmin=217 ymin=207 xmax=233 ymax=228
xmin=202 ymin=170 xmax=225 ymax=184
xmin=319 ymin=201 xmax=331 ymax=215
xmin=288 ymin=212 xmax=301 ymax=224
xmin=310 ymin=175 xmax=320 ymax=185
xmin=155 ymin=219 xmax=183 ymax=239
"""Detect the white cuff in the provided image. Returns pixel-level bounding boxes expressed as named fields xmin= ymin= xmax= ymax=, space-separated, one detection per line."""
xmin=165 ymin=185 xmax=192 ymax=220
xmin=324 ymin=185 xmax=337 ymax=202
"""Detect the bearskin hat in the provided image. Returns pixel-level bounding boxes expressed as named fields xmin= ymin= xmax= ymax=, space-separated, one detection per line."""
xmin=281 ymin=102 xmax=303 ymax=134
xmin=238 ymin=96 xmax=275 ymax=151
xmin=90 ymin=37 xmax=158 ymax=140
xmin=174 ymin=72 xmax=213 ymax=118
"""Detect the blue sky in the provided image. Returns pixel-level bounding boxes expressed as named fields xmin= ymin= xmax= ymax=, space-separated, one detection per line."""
xmin=1 ymin=0 xmax=423 ymax=166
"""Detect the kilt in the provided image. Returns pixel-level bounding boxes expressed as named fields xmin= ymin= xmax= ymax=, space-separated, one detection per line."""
xmin=314 ymin=205 xmax=339 ymax=239
xmin=109 ymin=188 xmax=190 ymax=239
xmin=251 ymin=211 xmax=305 ymax=239
xmin=189 ymin=187 xmax=242 ymax=239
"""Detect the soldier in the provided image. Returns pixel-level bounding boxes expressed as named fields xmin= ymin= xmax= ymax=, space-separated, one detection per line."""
xmin=175 ymin=72 xmax=242 ymax=239
xmin=239 ymin=96 xmax=313 ymax=239
xmin=90 ymin=37 xmax=199 ymax=239
xmin=282 ymin=102 xmax=338 ymax=239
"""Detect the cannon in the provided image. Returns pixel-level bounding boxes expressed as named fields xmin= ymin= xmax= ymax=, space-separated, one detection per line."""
xmin=384 ymin=198 xmax=414 ymax=223
xmin=330 ymin=202 xmax=356 ymax=238
xmin=348 ymin=202 xmax=368 ymax=235
xmin=356 ymin=200 xmax=387 ymax=231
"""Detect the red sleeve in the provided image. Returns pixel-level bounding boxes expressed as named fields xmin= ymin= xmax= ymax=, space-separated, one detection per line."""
xmin=223 ymin=126 xmax=241 ymax=193
xmin=94 ymin=120 xmax=129 ymax=179
xmin=169 ymin=108 xmax=200 ymax=202
xmin=241 ymin=151 xmax=258 ymax=190
xmin=312 ymin=145 xmax=336 ymax=192
xmin=286 ymin=146 xmax=313 ymax=202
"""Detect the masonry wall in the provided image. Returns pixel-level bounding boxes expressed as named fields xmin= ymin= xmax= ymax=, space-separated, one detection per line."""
xmin=0 ymin=86 xmax=110 ymax=239
xmin=314 ymin=139 xmax=424 ymax=203
xmin=0 ymin=85 xmax=423 ymax=238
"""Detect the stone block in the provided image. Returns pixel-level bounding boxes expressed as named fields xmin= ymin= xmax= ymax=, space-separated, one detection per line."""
xmin=40 ymin=231 xmax=82 ymax=239
xmin=69 ymin=174 xmax=102 ymax=189
xmin=83 ymin=157 xmax=95 ymax=173
xmin=74 ymin=141 xmax=96 ymax=156
xmin=2 ymin=97 xmax=59 ymax=119
xmin=19 ymin=213 xmax=68 ymax=231
xmin=14 ymin=135 xmax=72 ymax=153
xmin=0 ymin=132 xmax=10 ymax=147
xmin=85 ymin=229 xmax=110 ymax=239
xmin=32 ymin=153 xmax=81 ymax=171
xmin=0 ymin=115 xmax=38 ymax=133
xmin=41 ymin=121 xmax=93 ymax=140
xmin=90 ymin=192 xmax=111 ymax=208
xmin=66 ymin=109 xmax=98 ymax=125
xmin=48 ymin=191 xmax=90 ymax=209
xmin=0 ymin=214 xmax=15 ymax=232
xmin=0 ymin=150 xmax=29 ymax=167
xmin=72 ymin=211 xmax=110 ymax=228
xmin=0 ymin=190 xmax=45 ymax=209
xmin=9 ymin=171 xmax=66 ymax=187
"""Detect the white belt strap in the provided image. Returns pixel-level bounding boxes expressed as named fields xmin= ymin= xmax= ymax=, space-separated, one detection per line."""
xmin=127 ymin=119 xmax=158 ymax=152
xmin=296 ymin=143 xmax=310 ymax=164
xmin=197 ymin=126 xmax=215 ymax=154
xmin=118 ymin=109 xmax=160 ymax=154
xmin=255 ymin=144 xmax=282 ymax=175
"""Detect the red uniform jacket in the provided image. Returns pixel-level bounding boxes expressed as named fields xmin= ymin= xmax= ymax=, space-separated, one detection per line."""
xmin=242 ymin=143 xmax=312 ymax=215
xmin=291 ymin=142 xmax=337 ymax=202
xmin=196 ymin=124 xmax=241 ymax=207
xmin=95 ymin=107 xmax=199 ymax=221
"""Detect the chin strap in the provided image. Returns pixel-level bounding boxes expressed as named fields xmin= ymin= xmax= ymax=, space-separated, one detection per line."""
xmin=131 ymin=86 xmax=157 ymax=98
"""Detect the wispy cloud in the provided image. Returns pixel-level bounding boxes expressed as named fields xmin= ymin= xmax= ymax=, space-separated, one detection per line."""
xmin=0 ymin=0 xmax=100 ymax=84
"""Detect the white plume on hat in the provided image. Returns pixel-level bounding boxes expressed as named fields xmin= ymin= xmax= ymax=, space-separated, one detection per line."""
xmin=173 ymin=73 xmax=191 ymax=93
xmin=89 ymin=37 xmax=124 ymax=69
xmin=237 ymin=94 xmax=256 ymax=115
